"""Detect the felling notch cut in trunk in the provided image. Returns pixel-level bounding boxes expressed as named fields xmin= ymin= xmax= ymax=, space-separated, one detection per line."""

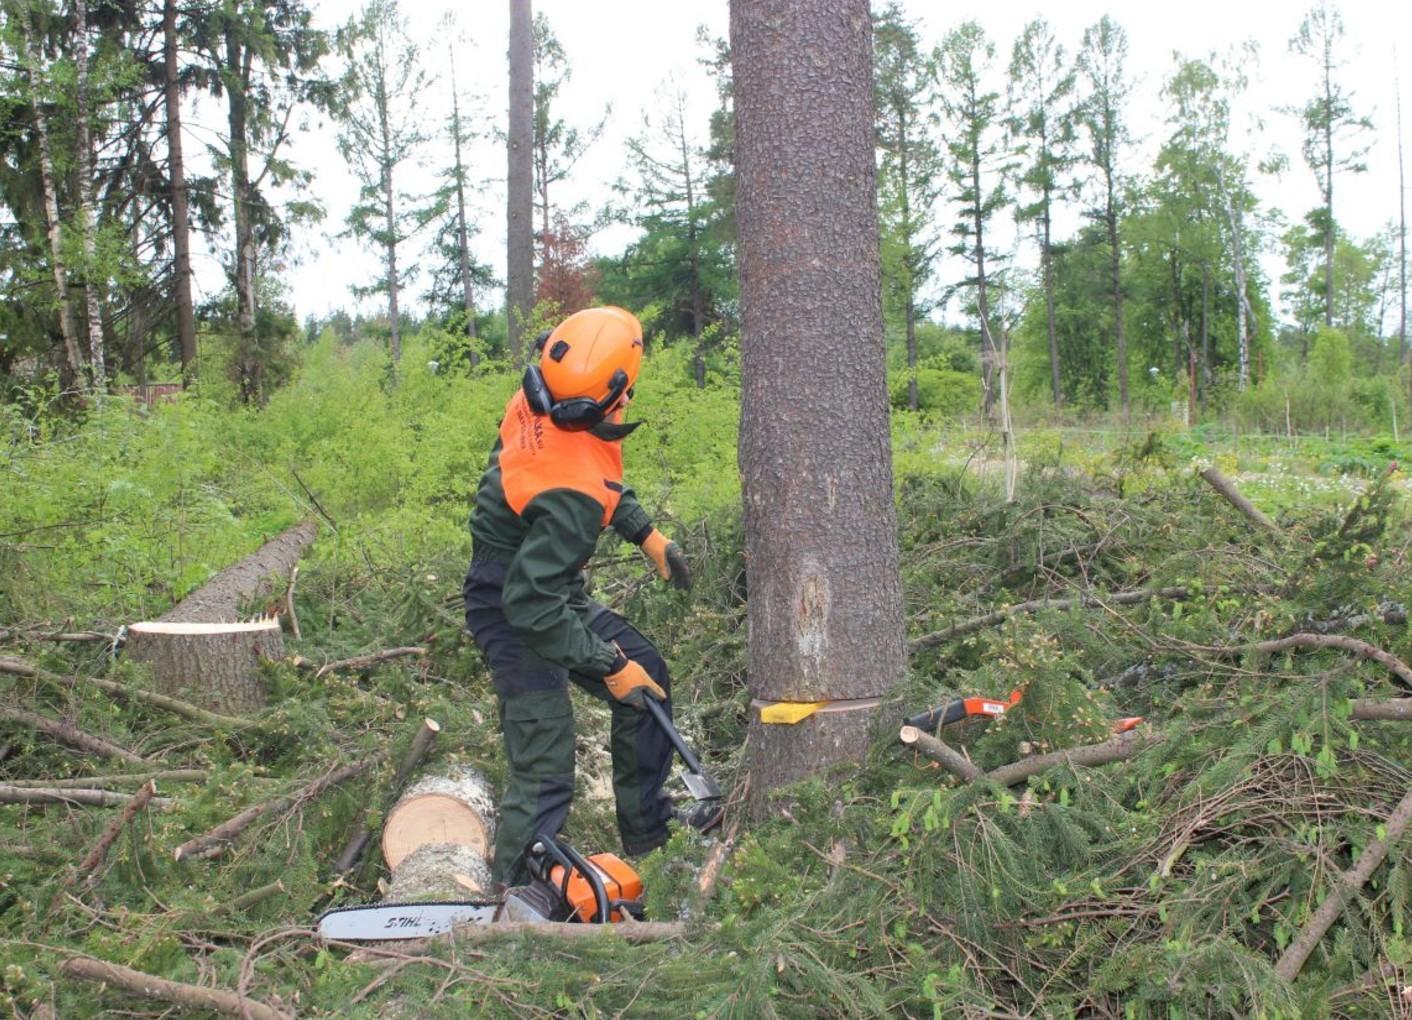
xmin=124 ymin=521 xmax=316 ymax=716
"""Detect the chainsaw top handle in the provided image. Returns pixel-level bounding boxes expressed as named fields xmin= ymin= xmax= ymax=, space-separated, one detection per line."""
xmin=530 ymin=833 xmax=611 ymax=924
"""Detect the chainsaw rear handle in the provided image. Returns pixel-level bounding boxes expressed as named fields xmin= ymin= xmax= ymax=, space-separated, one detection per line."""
xmin=643 ymin=696 xmax=706 ymax=776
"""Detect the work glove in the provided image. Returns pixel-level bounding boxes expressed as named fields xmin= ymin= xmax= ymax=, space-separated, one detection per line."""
xmin=604 ymin=646 xmax=666 ymax=710
xmin=641 ymin=528 xmax=692 ymax=591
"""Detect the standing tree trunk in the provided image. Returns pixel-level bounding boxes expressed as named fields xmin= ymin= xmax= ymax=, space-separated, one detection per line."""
xmin=73 ymin=0 xmax=107 ymax=392
xmin=20 ymin=15 xmax=84 ymax=389
xmin=506 ymin=0 xmax=534 ymax=363
xmin=1398 ymin=77 xmax=1407 ymax=371
xmin=165 ymin=0 xmax=197 ymax=386
xmin=224 ymin=28 xmax=258 ymax=394
xmin=974 ymin=156 xmax=996 ymax=420
xmin=1105 ymin=169 xmax=1128 ymax=415
xmin=450 ymin=52 xmax=478 ymax=343
xmin=732 ymin=0 xmax=906 ymax=808
xmin=1042 ymin=201 xmax=1061 ymax=407
xmin=380 ymin=155 xmax=402 ymax=364
xmin=1322 ymin=53 xmax=1335 ymax=329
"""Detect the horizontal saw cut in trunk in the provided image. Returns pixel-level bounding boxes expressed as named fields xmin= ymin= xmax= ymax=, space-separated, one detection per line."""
xmin=124 ymin=522 xmax=316 ymax=716
xmin=381 ymin=764 xmax=496 ymax=871
xmin=123 ymin=619 xmax=282 ymax=717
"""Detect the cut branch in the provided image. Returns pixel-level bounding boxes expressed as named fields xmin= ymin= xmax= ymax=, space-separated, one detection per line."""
xmin=0 ymin=705 xmax=148 ymax=765
xmin=0 ymin=784 xmax=172 ymax=809
xmin=1197 ymin=633 xmax=1412 ymax=691
xmin=61 ymin=955 xmax=292 ymax=1020
xmin=69 ymin=780 xmax=157 ymax=885
xmin=0 ymin=627 xmax=111 ymax=644
xmin=1199 ymin=467 xmax=1281 ymax=534
xmin=4 ymin=769 xmax=207 ymax=790
xmin=1352 ymin=699 xmax=1412 ymax=721
xmin=1275 ymin=781 xmax=1412 ymax=982
xmin=313 ymin=646 xmax=428 ymax=680
xmin=173 ymin=756 xmax=383 ymax=861
xmin=909 ymin=586 xmax=1197 ymax=653
xmin=898 ymin=725 xmax=983 ymax=781
xmin=334 ymin=717 xmax=440 ymax=875
xmin=982 ymin=729 xmax=1165 ymax=788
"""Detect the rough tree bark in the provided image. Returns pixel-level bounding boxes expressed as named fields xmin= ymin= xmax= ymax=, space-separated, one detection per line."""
xmin=732 ymin=0 xmax=906 ymax=809
xmin=506 ymin=0 xmax=534 ymax=363
xmin=164 ymin=0 xmax=198 ymax=384
xmin=125 ymin=521 xmax=316 ymax=714
xmin=384 ymin=842 xmax=492 ymax=902
xmin=73 ymin=0 xmax=106 ymax=390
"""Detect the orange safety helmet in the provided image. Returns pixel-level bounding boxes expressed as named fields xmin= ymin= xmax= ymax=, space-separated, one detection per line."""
xmin=522 ymin=306 xmax=644 ymax=431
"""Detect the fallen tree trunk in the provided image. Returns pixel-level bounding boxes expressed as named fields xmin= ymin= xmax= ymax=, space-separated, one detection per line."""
xmin=0 ymin=783 xmax=172 ymax=808
xmin=125 ymin=521 xmax=317 ymax=715
xmin=0 ymin=705 xmax=148 ymax=765
xmin=381 ymin=763 xmax=496 ymax=871
xmin=174 ymin=756 xmax=381 ymax=862
xmin=124 ymin=619 xmax=283 ymax=716
xmin=61 ymin=955 xmax=292 ymax=1020
xmin=1275 ymin=781 xmax=1412 ymax=982
xmin=1351 ymin=699 xmax=1412 ymax=721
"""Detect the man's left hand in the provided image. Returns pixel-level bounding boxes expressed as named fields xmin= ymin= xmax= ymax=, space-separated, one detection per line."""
xmin=642 ymin=528 xmax=692 ymax=591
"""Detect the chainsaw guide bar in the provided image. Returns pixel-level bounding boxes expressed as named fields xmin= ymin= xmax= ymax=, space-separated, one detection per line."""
xmin=317 ymin=900 xmax=499 ymax=941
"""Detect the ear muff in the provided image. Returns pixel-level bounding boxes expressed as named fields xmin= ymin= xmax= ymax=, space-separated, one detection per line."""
xmin=521 ymin=367 xmax=630 ymax=432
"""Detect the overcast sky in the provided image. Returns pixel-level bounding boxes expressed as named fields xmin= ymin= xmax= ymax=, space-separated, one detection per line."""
xmin=187 ymin=0 xmax=1412 ymax=330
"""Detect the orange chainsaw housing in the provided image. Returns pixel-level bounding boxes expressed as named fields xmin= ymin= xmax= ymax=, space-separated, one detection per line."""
xmin=548 ymin=852 xmax=643 ymax=923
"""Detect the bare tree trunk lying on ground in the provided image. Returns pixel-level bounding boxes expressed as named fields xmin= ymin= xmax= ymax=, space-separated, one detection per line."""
xmin=1275 ymin=780 xmax=1412 ymax=982
xmin=1198 ymin=467 xmax=1281 ymax=535
xmin=61 ymin=955 xmax=292 ymax=1020
xmin=0 ymin=784 xmax=172 ymax=808
xmin=0 ymin=705 xmax=148 ymax=765
xmin=126 ymin=521 xmax=317 ymax=715
xmin=174 ymin=756 xmax=381 ymax=862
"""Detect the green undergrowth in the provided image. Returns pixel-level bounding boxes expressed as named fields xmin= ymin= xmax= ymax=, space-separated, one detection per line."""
xmin=4 ymin=342 xmax=1412 ymax=1017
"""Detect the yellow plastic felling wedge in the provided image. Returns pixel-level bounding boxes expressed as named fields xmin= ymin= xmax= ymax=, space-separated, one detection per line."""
xmin=758 ymin=701 xmax=828 ymax=725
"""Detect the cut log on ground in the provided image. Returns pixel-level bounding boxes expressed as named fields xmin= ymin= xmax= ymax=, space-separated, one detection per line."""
xmin=1199 ymin=467 xmax=1281 ymax=535
xmin=0 ymin=704 xmax=148 ymax=765
xmin=61 ymin=955 xmax=292 ymax=1020
xmin=335 ymin=717 xmax=440 ymax=875
xmin=384 ymin=842 xmax=493 ymax=902
xmin=381 ymin=764 xmax=496 ymax=870
xmin=123 ymin=619 xmax=283 ymax=716
xmin=122 ymin=521 xmax=316 ymax=716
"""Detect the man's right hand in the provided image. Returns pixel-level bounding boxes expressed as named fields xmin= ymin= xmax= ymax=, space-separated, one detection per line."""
xmin=605 ymin=649 xmax=666 ymax=710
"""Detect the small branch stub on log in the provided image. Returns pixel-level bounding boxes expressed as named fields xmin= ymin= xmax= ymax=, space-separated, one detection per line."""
xmin=381 ymin=764 xmax=496 ymax=871
xmin=124 ymin=619 xmax=282 ymax=716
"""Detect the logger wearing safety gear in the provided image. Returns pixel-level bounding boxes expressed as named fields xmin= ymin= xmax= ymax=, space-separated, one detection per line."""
xmin=463 ymin=306 xmax=691 ymax=885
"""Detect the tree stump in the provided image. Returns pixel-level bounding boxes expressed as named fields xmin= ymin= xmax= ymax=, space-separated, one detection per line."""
xmin=381 ymin=765 xmax=496 ymax=871
xmin=384 ymin=843 xmax=493 ymax=902
xmin=125 ymin=522 xmax=316 ymax=716
xmin=124 ymin=619 xmax=282 ymax=716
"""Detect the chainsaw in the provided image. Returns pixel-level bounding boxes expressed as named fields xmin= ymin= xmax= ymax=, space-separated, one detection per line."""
xmin=905 ymin=689 xmax=1144 ymax=734
xmin=316 ymin=833 xmax=643 ymax=941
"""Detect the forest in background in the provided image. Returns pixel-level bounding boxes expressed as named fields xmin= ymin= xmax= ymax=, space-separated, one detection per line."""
xmin=0 ymin=0 xmax=1406 ymax=432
